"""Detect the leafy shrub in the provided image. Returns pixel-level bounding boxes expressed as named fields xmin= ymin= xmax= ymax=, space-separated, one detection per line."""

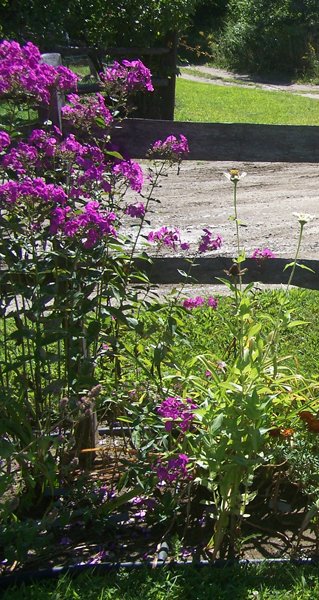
xmin=0 ymin=0 xmax=199 ymax=48
xmin=218 ymin=0 xmax=319 ymax=75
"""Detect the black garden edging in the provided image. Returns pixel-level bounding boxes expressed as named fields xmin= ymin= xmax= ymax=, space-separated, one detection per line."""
xmin=1 ymin=557 xmax=319 ymax=591
xmin=136 ymin=256 xmax=319 ymax=290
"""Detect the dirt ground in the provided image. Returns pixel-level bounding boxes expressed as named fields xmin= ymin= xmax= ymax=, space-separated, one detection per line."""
xmin=140 ymin=66 xmax=319 ymax=262
xmin=145 ymin=160 xmax=319 ymax=260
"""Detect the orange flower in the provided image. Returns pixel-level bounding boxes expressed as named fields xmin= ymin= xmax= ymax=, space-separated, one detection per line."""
xmin=269 ymin=427 xmax=294 ymax=438
xmin=299 ymin=411 xmax=319 ymax=433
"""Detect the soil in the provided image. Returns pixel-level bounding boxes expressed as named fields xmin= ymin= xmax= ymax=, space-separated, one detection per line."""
xmin=143 ymin=66 xmax=319 ymax=262
xmin=147 ymin=160 xmax=319 ymax=261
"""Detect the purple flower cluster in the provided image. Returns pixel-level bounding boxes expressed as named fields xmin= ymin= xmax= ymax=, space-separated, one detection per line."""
xmin=125 ymin=202 xmax=146 ymax=218
xmin=0 ymin=178 xmax=67 ymax=205
xmin=157 ymin=396 xmax=196 ymax=432
xmin=183 ymin=296 xmax=218 ymax=310
xmin=52 ymin=201 xmax=117 ymax=249
xmin=147 ymin=226 xmax=190 ymax=251
xmin=149 ymin=134 xmax=189 ymax=161
xmin=156 ymin=454 xmax=190 ymax=483
xmin=29 ymin=129 xmax=58 ymax=156
xmin=0 ymin=131 xmax=10 ymax=152
xmin=251 ymin=247 xmax=276 ymax=259
xmin=62 ymin=93 xmax=113 ymax=131
xmin=2 ymin=141 xmax=38 ymax=174
xmin=101 ymin=59 xmax=154 ymax=93
xmin=113 ymin=159 xmax=144 ymax=193
xmin=198 ymin=229 xmax=223 ymax=253
xmin=130 ymin=495 xmax=156 ymax=519
xmin=0 ymin=40 xmax=78 ymax=104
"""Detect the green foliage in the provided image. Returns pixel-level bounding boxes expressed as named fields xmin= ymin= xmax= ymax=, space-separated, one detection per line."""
xmin=179 ymin=0 xmax=228 ymax=64
xmin=0 ymin=0 xmax=199 ymax=48
xmin=218 ymin=0 xmax=319 ymax=75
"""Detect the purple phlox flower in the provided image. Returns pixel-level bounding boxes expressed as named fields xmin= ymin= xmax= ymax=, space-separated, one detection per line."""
xmin=0 ymin=131 xmax=10 ymax=152
xmin=2 ymin=142 xmax=38 ymax=175
xmin=205 ymin=370 xmax=212 ymax=378
xmin=207 ymin=296 xmax=218 ymax=309
xmin=113 ymin=159 xmax=144 ymax=192
xmin=147 ymin=226 xmax=189 ymax=251
xmin=156 ymin=453 xmax=190 ymax=483
xmin=62 ymin=202 xmax=117 ymax=248
xmin=183 ymin=295 xmax=218 ymax=310
xmin=125 ymin=202 xmax=146 ymax=218
xmin=157 ymin=396 xmax=196 ymax=432
xmin=0 ymin=40 xmax=77 ymax=104
xmin=251 ymin=247 xmax=276 ymax=259
xmin=198 ymin=229 xmax=223 ymax=253
xmin=77 ymin=164 xmax=106 ymax=186
xmin=83 ymin=144 xmax=105 ymax=164
xmin=28 ymin=129 xmax=57 ymax=157
xmin=0 ymin=178 xmax=67 ymax=205
xmin=101 ymin=59 xmax=153 ymax=93
xmin=54 ymin=65 xmax=79 ymax=93
xmin=50 ymin=206 xmax=71 ymax=234
xmin=130 ymin=496 xmax=156 ymax=519
xmin=95 ymin=485 xmax=114 ymax=503
xmin=62 ymin=93 xmax=112 ymax=130
xmin=60 ymin=134 xmax=87 ymax=157
xmin=183 ymin=296 xmax=205 ymax=309
xmin=149 ymin=134 xmax=189 ymax=161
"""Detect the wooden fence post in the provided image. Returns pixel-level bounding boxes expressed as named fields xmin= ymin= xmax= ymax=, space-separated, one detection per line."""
xmin=161 ymin=32 xmax=178 ymax=120
xmin=40 ymin=53 xmax=65 ymax=130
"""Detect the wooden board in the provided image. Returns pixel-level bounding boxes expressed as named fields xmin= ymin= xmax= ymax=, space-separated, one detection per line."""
xmin=111 ymin=119 xmax=319 ymax=163
xmin=134 ymin=257 xmax=319 ymax=289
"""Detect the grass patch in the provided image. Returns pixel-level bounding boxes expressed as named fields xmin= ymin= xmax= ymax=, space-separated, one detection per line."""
xmin=164 ymin=288 xmax=319 ymax=380
xmin=3 ymin=563 xmax=319 ymax=599
xmin=174 ymin=78 xmax=319 ymax=124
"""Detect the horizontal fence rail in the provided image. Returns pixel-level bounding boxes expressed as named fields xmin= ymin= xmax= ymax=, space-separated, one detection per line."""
xmin=111 ymin=118 xmax=319 ymax=163
xmin=1 ymin=258 xmax=318 ymax=289
xmin=136 ymin=257 xmax=319 ymax=290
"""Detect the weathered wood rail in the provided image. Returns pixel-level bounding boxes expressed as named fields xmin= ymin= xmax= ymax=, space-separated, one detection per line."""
xmin=38 ymin=53 xmax=319 ymax=291
xmin=111 ymin=118 xmax=319 ymax=163
xmin=53 ymin=37 xmax=178 ymax=120
xmin=136 ymin=257 xmax=319 ymax=290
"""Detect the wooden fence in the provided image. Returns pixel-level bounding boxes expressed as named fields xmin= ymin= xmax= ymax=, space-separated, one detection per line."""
xmin=52 ymin=37 xmax=178 ymax=120
xmin=39 ymin=53 xmax=319 ymax=291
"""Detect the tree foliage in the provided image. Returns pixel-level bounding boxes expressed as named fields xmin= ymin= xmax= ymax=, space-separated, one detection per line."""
xmin=0 ymin=0 xmax=199 ymax=48
xmin=219 ymin=0 xmax=319 ymax=74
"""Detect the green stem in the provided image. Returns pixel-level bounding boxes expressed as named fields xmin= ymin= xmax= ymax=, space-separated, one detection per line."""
xmin=286 ymin=222 xmax=304 ymax=291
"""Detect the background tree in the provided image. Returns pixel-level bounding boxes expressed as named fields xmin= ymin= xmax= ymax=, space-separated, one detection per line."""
xmin=218 ymin=0 xmax=319 ymax=75
xmin=0 ymin=0 xmax=200 ymax=49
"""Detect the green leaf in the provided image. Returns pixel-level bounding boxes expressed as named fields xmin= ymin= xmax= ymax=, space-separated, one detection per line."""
xmin=105 ymin=150 xmax=124 ymax=160
xmin=209 ymin=413 xmax=224 ymax=434
xmin=287 ymin=320 xmax=309 ymax=328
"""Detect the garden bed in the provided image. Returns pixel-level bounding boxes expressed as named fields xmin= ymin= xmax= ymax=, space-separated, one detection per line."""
xmin=2 ymin=427 xmax=319 ymax=581
xmin=3 ymin=41 xmax=319 ymax=590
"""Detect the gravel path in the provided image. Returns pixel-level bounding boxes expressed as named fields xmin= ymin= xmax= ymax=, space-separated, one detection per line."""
xmin=179 ymin=65 xmax=319 ymax=99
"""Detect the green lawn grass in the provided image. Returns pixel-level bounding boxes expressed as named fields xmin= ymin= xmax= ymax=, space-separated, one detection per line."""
xmin=174 ymin=78 xmax=319 ymax=125
xmin=3 ymin=564 xmax=319 ymax=599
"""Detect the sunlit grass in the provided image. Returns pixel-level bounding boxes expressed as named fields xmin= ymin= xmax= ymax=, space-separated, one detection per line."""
xmin=174 ymin=78 xmax=319 ymax=125
xmin=4 ymin=564 xmax=319 ymax=599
